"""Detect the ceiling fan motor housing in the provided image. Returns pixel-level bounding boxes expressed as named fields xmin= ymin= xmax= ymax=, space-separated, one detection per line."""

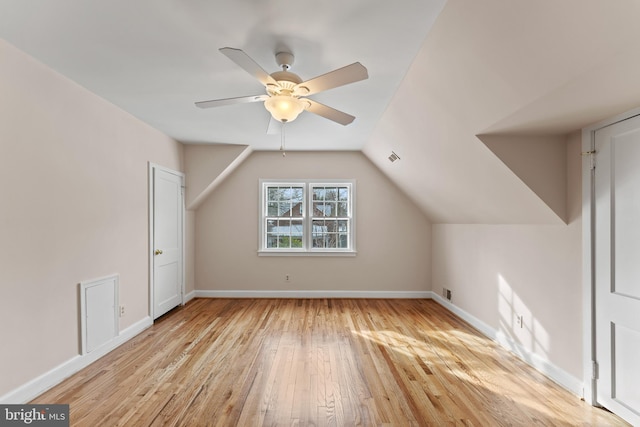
xmin=267 ymin=71 xmax=305 ymax=96
xmin=275 ymin=51 xmax=295 ymax=70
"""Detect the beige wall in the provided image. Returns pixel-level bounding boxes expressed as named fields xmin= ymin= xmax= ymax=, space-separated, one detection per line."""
xmin=0 ymin=40 xmax=184 ymax=396
xmin=194 ymin=151 xmax=432 ymax=293
xmin=431 ymin=132 xmax=583 ymax=378
xmin=183 ymin=144 xmax=250 ymax=210
xmin=0 ymin=36 xmax=589 ymax=400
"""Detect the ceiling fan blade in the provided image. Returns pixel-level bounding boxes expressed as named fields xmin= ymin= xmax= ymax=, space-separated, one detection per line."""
xmin=195 ymin=95 xmax=266 ymax=109
xmin=306 ymin=99 xmax=355 ymax=126
xmin=295 ymin=62 xmax=368 ymax=96
xmin=219 ymin=47 xmax=277 ymax=87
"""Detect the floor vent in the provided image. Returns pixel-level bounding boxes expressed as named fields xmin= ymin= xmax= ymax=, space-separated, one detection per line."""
xmin=79 ymin=274 xmax=119 ymax=354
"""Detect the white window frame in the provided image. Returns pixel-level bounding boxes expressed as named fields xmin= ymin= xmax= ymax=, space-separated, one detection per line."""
xmin=258 ymin=179 xmax=356 ymax=256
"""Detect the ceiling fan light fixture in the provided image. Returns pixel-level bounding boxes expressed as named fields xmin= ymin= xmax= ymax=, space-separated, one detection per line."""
xmin=264 ymin=95 xmax=307 ymax=123
xmin=196 ymin=48 xmax=369 ymax=128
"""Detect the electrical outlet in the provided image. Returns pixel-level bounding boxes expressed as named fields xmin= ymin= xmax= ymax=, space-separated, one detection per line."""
xmin=285 ymin=274 xmax=290 ymax=283
xmin=446 ymin=289 xmax=452 ymax=301
xmin=120 ymin=306 xmax=125 ymax=317
xmin=517 ymin=315 xmax=523 ymax=328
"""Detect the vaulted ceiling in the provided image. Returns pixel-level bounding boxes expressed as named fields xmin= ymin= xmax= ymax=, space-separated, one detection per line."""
xmin=365 ymin=0 xmax=640 ymax=223
xmin=2 ymin=0 xmax=640 ymax=224
xmin=0 ymin=0 xmax=445 ymax=150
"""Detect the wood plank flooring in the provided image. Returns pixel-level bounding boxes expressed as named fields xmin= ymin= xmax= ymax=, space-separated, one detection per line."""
xmin=32 ymin=299 xmax=628 ymax=426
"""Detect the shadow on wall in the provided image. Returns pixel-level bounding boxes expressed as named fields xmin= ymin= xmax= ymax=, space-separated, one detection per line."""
xmin=497 ymin=274 xmax=550 ymax=361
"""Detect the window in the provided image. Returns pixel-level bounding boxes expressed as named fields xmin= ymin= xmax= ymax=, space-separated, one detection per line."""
xmin=259 ymin=180 xmax=355 ymax=255
xmin=264 ymin=184 xmax=304 ymax=249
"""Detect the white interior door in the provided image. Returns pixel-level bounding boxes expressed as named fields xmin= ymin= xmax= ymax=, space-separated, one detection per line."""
xmin=152 ymin=166 xmax=183 ymax=319
xmin=594 ymin=114 xmax=640 ymax=426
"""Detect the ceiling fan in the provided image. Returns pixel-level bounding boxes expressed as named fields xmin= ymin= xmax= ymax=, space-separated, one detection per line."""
xmin=195 ymin=47 xmax=368 ymax=130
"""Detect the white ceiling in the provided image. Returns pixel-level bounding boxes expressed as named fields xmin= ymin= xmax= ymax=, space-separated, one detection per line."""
xmin=3 ymin=0 xmax=640 ymax=224
xmin=0 ymin=0 xmax=445 ymax=150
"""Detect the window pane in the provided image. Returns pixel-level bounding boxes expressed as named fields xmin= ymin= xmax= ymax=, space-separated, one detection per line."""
xmin=268 ymin=187 xmax=280 ymax=201
xmin=291 ymin=220 xmax=303 ymax=236
xmin=338 ymin=187 xmax=349 ymax=201
xmin=337 ymin=202 xmax=348 ymax=216
xmin=291 ymin=202 xmax=303 ymax=217
xmin=312 ymin=219 xmax=324 ymax=248
xmin=325 ymin=187 xmax=337 ymax=201
xmin=338 ymin=220 xmax=348 ymax=233
xmin=338 ymin=234 xmax=348 ymax=248
xmin=312 ymin=235 xmax=324 ymax=248
xmin=268 ymin=202 xmax=279 ymax=216
xmin=313 ymin=187 xmax=325 ymax=201
xmin=292 ymin=219 xmax=303 ymax=247
xmin=278 ymin=202 xmax=291 ymax=217
xmin=281 ymin=187 xmax=292 ymax=201
xmin=278 ymin=235 xmax=291 ymax=248
xmin=291 ymin=236 xmax=303 ymax=247
xmin=313 ymin=202 xmax=325 ymax=217
xmin=326 ymin=202 xmax=337 ymax=217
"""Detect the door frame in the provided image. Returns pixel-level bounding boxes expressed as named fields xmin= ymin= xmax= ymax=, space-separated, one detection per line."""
xmin=581 ymin=106 xmax=640 ymax=405
xmin=148 ymin=162 xmax=185 ymax=320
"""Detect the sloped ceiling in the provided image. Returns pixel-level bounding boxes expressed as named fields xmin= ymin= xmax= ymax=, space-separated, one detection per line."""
xmin=364 ymin=0 xmax=640 ymax=223
xmin=0 ymin=0 xmax=445 ymax=150
xmin=2 ymin=0 xmax=640 ymax=224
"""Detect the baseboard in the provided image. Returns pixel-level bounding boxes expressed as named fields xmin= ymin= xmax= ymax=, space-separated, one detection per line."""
xmin=427 ymin=291 xmax=583 ymax=396
xmin=184 ymin=290 xmax=197 ymax=304
xmin=193 ymin=290 xmax=432 ymax=299
xmin=427 ymin=291 xmax=497 ymax=338
xmin=0 ymin=316 xmax=152 ymax=404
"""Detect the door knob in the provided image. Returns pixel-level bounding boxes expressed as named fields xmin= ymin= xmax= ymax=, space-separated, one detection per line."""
xmin=154 ymin=249 xmax=163 ymax=255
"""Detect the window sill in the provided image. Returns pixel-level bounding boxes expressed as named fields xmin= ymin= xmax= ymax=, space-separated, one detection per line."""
xmin=258 ymin=250 xmax=357 ymax=257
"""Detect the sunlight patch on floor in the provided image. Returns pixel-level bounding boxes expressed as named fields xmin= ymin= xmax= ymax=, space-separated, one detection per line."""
xmin=352 ymin=321 xmax=566 ymax=425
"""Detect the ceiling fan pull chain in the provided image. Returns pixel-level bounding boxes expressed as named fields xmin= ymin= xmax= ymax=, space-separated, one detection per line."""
xmin=280 ymin=121 xmax=286 ymax=157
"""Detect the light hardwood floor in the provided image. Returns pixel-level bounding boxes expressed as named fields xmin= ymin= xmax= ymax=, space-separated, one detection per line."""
xmin=33 ymin=299 xmax=627 ymax=426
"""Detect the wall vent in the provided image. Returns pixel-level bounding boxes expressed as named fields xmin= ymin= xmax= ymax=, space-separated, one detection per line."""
xmin=79 ymin=274 xmax=119 ymax=354
xmin=388 ymin=151 xmax=401 ymax=163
